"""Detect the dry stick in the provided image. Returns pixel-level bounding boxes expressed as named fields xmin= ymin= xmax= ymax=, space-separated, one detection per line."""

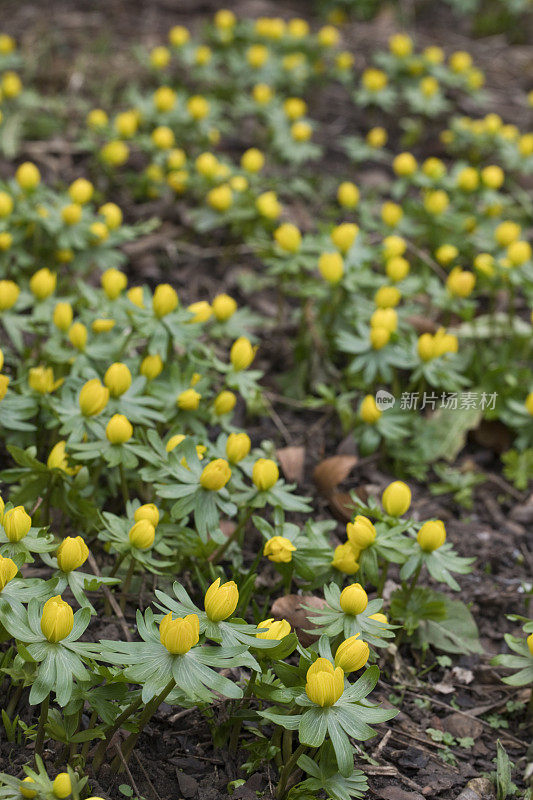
xmin=86 ymin=552 xmax=132 ymax=642
xmin=113 ymin=743 xmax=142 ymax=798
xmin=133 ymin=751 xmax=163 ymax=800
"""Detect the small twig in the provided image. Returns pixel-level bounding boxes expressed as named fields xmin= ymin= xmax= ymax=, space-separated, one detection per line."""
xmin=133 ymin=751 xmax=162 ymax=800
xmin=87 ymin=552 xmax=132 ymax=641
xmin=113 ymin=744 xmax=141 ymax=797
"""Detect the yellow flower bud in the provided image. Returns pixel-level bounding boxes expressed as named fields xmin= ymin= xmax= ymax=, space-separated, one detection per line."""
xmin=375 ymin=286 xmax=400 ymax=310
xmin=20 ymin=778 xmax=37 ymax=799
xmin=87 ymin=108 xmax=108 ymax=129
xmin=29 ymin=366 xmax=61 ymax=394
xmin=456 ymin=167 xmax=479 ymax=192
xmin=151 ymin=125 xmax=175 ymax=149
xmin=47 ymin=441 xmax=77 ymax=475
xmin=449 ymin=50 xmax=472 ymax=73
xmin=274 ymin=223 xmax=301 ymax=253
xmin=291 ymin=121 xmax=312 ymax=142
xmin=187 ymin=301 xmax=212 ymax=324
xmin=15 ymin=162 xmax=41 ymax=190
xmin=369 ymin=612 xmax=388 ymax=626
xmin=159 ymin=612 xmax=200 ymax=654
xmin=3 ymin=506 xmax=31 ymax=542
xmin=207 ymin=184 xmax=233 ymax=212
xmin=446 ymin=267 xmax=475 ymax=298
xmin=331 ymin=542 xmax=359 ymax=575
xmin=30 ymin=268 xmax=56 ymax=300
xmin=128 ymin=519 xmax=155 ymax=549
xmin=139 ymin=353 xmax=163 ymax=381
xmin=257 ymin=617 xmax=291 ymax=640
xmin=226 ymin=432 xmax=251 ymax=463
xmin=187 ymin=95 xmax=210 ymax=119
xmin=52 ymin=774 xmax=71 ymax=799
xmin=263 ymin=535 xmax=296 ymax=563
xmin=424 ymin=190 xmax=449 ymax=215
xmin=335 ymin=635 xmax=369 ymax=672
xmin=381 ymin=202 xmax=403 ymax=227
xmin=68 ymin=322 xmax=88 ymax=351
xmin=0 ymin=374 xmax=9 ymax=400
xmin=134 ymin=504 xmax=159 ymax=527
xmin=212 ymin=293 xmax=237 ymax=321
xmin=347 ymin=516 xmax=376 ymax=550
xmin=0 ymin=34 xmax=15 ymax=54
xmin=177 ymin=388 xmax=201 ymax=410
xmin=200 ymin=459 xmax=232 ymax=491
xmin=106 ymin=414 xmax=133 ymax=444
xmin=305 ymin=658 xmax=344 ymax=707
xmin=359 ymin=395 xmax=381 ymax=424
xmin=230 ymin=337 xmax=256 ymax=370
xmin=366 ymin=127 xmax=387 ymax=148
xmin=101 ymin=268 xmax=127 ymax=300
xmin=389 ymin=32 xmax=413 ymax=58
xmin=318 ymin=24 xmax=339 ymax=47
xmin=53 ymin=302 xmax=73 ymax=332
xmin=0 ymin=554 xmax=18 ymax=592
xmin=435 ymin=245 xmax=458 ymax=266
xmin=252 ymin=458 xmax=279 ymax=490
xmin=150 ymin=45 xmax=170 ymax=69
xmin=507 ymin=241 xmax=531 ymax=266
xmin=527 ymin=633 xmax=533 ymax=656
xmin=153 ymin=283 xmax=178 ymax=317
xmin=337 ymin=181 xmax=359 ymax=208
xmin=255 ymin=190 xmax=282 ymax=219
xmin=247 ymin=44 xmax=269 ymax=68
xmin=241 ymin=147 xmax=265 ymax=173
xmin=331 ymin=223 xmax=358 ymax=254
xmin=340 ymin=583 xmax=368 ymax=615
xmin=214 ymin=390 xmax=236 ymax=415
xmin=386 ymin=256 xmax=409 ymax=282
xmin=417 ymin=520 xmax=446 ymax=552
xmin=253 ymin=83 xmax=273 ymax=104
xmin=525 ymin=393 xmax=533 ymax=416
xmin=169 ymin=25 xmax=190 ymax=47
xmin=100 ymin=140 xmax=129 ymax=166
xmin=92 ymin=319 xmax=115 ymax=333
xmin=0 ymin=192 xmax=13 ymax=217
xmin=382 ymin=480 xmax=411 ymax=516
xmin=318 ymin=252 xmax=344 ymax=284
xmin=56 ymin=536 xmax=89 ymax=572
xmin=204 ymin=577 xmax=239 ymax=621
xmin=393 ymin=152 xmax=417 ymax=177
xmin=104 ymin=362 xmax=132 ymax=397
xmin=0 ymin=280 xmax=20 ymax=310
xmin=90 ymin=221 xmax=109 ymax=242
xmin=40 ymin=596 xmax=73 ymax=643
xmin=79 ymin=379 xmax=109 ymax=417
xmin=67 ymin=178 xmax=93 ymax=205
xmin=370 ymin=326 xmax=390 ymax=350
xmin=495 ymin=221 xmax=521 ymax=247
xmin=98 ymin=202 xmax=122 ymax=230
xmin=362 ymin=68 xmax=387 ymax=92
xmin=61 ymin=203 xmax=83 ymax=226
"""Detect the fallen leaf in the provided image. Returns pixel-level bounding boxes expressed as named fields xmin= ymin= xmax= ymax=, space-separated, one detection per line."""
xmin=442 ymin=712 xmax=483 ymax=740
xmin=313 ymin=455 xmax=357 ymax=494
xmin=375 ymin=788 xmax=425 ymax=800
xmin=329 ymin=491 xmax=357 ymax=522
xmin=276 ymin=445 xmax=305 ymax=484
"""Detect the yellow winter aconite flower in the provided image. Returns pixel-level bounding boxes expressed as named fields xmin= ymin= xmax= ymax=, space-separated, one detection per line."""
xmin=169 ymin=25 xmax=189 ymax=47
xmin=362 ymin=68 xmax=387 ymax=92
xmin=331 ymin=223 xmax=358 ymax=253
xmin=187 ymin=301 xmax=212 ymax=324
xmin=20 ymin=778 xmax=37 ymax=799
xmin=160 ymin=612 xmax=200 ymax=654
xmin=0 ymin=232 xmax=12 ymax=251
xmin=247 ymin=44 xmax=269 ymax=68
xmin=150 ymin=45 xmax=170 ymax=69
xmin=200 ymin=459 xmax=232 ymax=491
xmin=291 ymin=121 xmax=312 ymax=142
xmin=340 ymin=583 xmax=368 ymax=615
xmin=256 ymin=190 xmax=282 ymax=219
xmin=386 ymin=256 xmax=409 ymax=282
xmin=337 ymin=181 xmax=359 ymax=208
xmin=99 ymin=202 xmax=123 ymax=230
xmin=525 ymin=393 xmax=533 ymax=416
xmin=305 ymin=658 xmax=344 ymax=707
xmin=127 ymin=286 xmax=144 ymax=308
xmin=252 ymin=458 xmax=279 ymax=491
xmin=92 ymin=318 xmax=115 ymax=334
xmin=0 ymin=280 xmax=20 ymax=310
xmin=456 ymin=166 xmax=479 ymax=192
xmin=424 ymin=190 xmax=449 ymax=215
xmin=318 ymin=252 xmax=344 ymax=284
xmin=0 ymin=374 xmax=8 ymax=401
xmin=30 ymin=268 xmax=56 ymax=300
xmin=449 ymin=50 xmax=472 ymax=73
xmin=68 ymin=322 xmax=88 ymax=351
xmin=381 ymin=201 xmax=403 ymax=227
xmin=151 ymin=125 xmax=175 ymax=149
xmin=331 ymin=543 xmax=359 ymax=575
xmin=56 ymin=536 xmax=89 ymax=572
xmin=435 ymin=245 xmax=458 ymax=266
xmin=0 ymin=34 xmax=15 ymax=54
xmin=0 ymin=554 xmax=18 ymax=591
xmin=375 ymin=285 xmax=401 ymax=308
xmin=153 ymin=283 xmax=178 ymax=317
xmin=241 ymin=147 xmax=265 ymax=173
xmin=104 ymin=362 xmax=132 ymax=397
xmin=68 ymin=177 xmax=93 ymax=205
xmin=283 ymin=97 xmax=307 ymax=120
xmin=53 ymin=301 xmax=73 ymax=332
xmin=494 ymin=221 xmax=521 ymax=247
xmin=335 ymin=635 xmax=370 ymax=672
xmin=187 ymin=95 xmax=210 ymax=119
xmin=140 ymin=353 xmax=163 ymax=380
xmin=29 ymin=366 xmax=62 ymax=394
xmin=87 ymin=108 xmax=108 ymax=129
xmin=420 ymin=76 xmax=439 ymax=97
xmin=347 ymin=515 xmax=376 ymax=550
xmin=2 ymin=506 xmax=31 ymax=542
xmin=226 ymin=432 xmax=251 ymax=463
xmin=102 ymin=268 xmax=127 ymax=300
xmin=40 ymin=596 xmax=73 ymax=643
xmin=257 ymin=618 xmax=291 ymax=640
xmin=47 ymin=441 xmax=78 ymax=475
xmin=393 ymin=152 xmax=417 ymax=177
xmin=100 ymin=140 xmax=129 ymax=166
xmin=382 ymin=480 xmax=411 ymax=516
xmin=177 ymin=388 xmax=201 ymax=410
xmin=214 ymin=390 xmax=236 ymax=415
xmin=263 ymin=536 xmax=296 ymax=563
xmin=208 ymin=184 xmax=233 ymax=212
xmin=360 ymin=395 xmax=382 ymax=424
xmin=52 ymin=773 xmax=72 ymax=799
xmin=106 ymin=414 xmax=133 ymax=444
xmin=211 ymin=293 xmax=237 ymax=321
xmin=366 ymin=126 xmax=387 ymax=148
xmin=153 ymin=86 xmax=177 ymax=113
xmin=128 ymin=519 xmax=155 ymax=549
xmin=0 ymin=191 xmax=13 ymax=217
xmin=446 ymin=267 xmax=475 ymax=298
xmin=274 ymin=223 xmax=301 ymax=253
xmin=507 ymin=240 xmax=531 ymax=266
xmin=79 ymin=379 xmax=109 ymax=417
xmin=204 ymin=577 xmax=239 ymax=621
xmin=16 ymin=162 xmax=41 ymax=190
xmin=252 ymin=83 xmax=273 ymax=104
xmin=417 ymin=520 xmax=446 ymax=552
xmin=370 ymin=327 xmax=390 ymax=350
xmin=230 ymin=336 xmax=256 ymax=370
xmin=371 ymin=307 xmax=397 ymax=332
xmin=389 ymin=32 xmax=413 ymax=57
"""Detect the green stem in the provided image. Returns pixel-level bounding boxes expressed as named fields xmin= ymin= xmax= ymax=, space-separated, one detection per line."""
xmin=6 ymin=682 xmax=24 ymax=717
xmin=228 ymin=670 xmax=257 ymax=754
xmin=119 ymin=463 xmax=129 ymax=508
xmin=92 ymin=694 xmax=143 ymax=772
xmin=395 ymin=563 xmax=422 ymax=649
xmin=34 ymin=694 xmax=49 ymax=759
xmin=276 ymin=742 xmax=307 ymax=799
xmin=120 ymin=557 xmax=135 ymax=612
xmin=210 ymin=507 xmax=253 ymax=565
xmin=377 ymin=561 xmax=389 ymax=596
xmin=80 ymin=710 xmax=98 ymax=763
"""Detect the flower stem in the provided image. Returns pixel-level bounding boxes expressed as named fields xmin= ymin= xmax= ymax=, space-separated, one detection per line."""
xmin=120 ymin=556 xmax=135 ymax=612
xmin=34 ymin=694 xmax=49 ymax=759
xmin=119 ymin=463 xmax=129 ymax=508
xmin=228 ymin=670 xmax=257 ymax=754
xmin=276 ymin=742 xmax=307 ymax=799
xmin=92 ymin=694 xmax=143 ymax=772
xmin=209 ymin=507 xmax=253 ymax=565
